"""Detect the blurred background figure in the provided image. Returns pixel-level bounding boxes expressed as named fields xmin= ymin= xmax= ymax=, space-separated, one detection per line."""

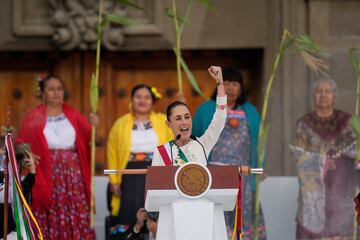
xmin=291 ymin=78 xmax=358 ymax=239
xmin=107 ymin=84 xmax=172 ymax=235
xmin=17 ymin=76 xmax=98 ymax=239
xmin=192 ymin=67 xmax=265 ymax=239
xmin=355 ymin=193 xmax=360 ymax=226
xmin=152 ymin=65 xmax=226 ymax=167
xmin=111 ymin=208 xmax=158 ymax=240
xmin=0 ymin=138 xmax=36 ymax=239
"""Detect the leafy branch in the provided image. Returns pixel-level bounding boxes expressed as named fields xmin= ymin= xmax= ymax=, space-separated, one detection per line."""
xmin=89 ymin=0 xmax=144 ymax=226
xmin=254 ymin=29 xmax=328 ymax=240
xmin=348 ymin=49 xmax=360 ymax=161
xmin=166 ymin=0 xmax=214 ymax=97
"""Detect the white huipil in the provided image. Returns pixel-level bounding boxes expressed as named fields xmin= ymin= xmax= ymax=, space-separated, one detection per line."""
xmin=43 ymin=113 xmax=76 ymax=149
xmin=152 ymin=96 xmax=227 ymax=166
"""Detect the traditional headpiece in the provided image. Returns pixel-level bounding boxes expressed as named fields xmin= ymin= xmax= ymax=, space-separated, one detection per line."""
xmin=151 ymin=87 xmax=162 ymax=100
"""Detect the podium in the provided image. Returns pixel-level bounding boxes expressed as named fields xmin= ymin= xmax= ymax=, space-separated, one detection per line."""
xmin=145 ymin=164 xmax=239 ymax=240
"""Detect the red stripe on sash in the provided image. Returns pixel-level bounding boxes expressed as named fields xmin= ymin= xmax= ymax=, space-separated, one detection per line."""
xmin=157 ymin=145 xmax=172 ymax=166
xmin=237 ymin=175 xmax=242 ymax=234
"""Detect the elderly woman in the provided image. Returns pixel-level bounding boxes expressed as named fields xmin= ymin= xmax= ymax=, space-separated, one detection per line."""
xmin=152 ymin=66 xmax=226 ymax=166
xmin=291 ymin=78 xmax=358 ymax=239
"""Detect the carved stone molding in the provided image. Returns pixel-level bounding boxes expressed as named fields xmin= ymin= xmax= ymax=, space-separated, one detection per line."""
xmin=49 ymin=0 xmax=128 ymax=50
xmin=13 ymin=0 xmax=54 ymax=36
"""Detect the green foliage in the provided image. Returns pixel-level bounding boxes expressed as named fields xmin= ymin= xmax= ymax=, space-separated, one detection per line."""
xmin=165 ymin=0 xmax=213 ymax=97
xmin=164 ymin=7 xmax=189 ymax=25
xmin=257 ymin=122 xmax=269 ymax=165
xmin=113 ymin=0 xmax=145 ymax=11
xmin=106 ymin=14 xmax=137 ymax=26
xmin=349 ymin=48 xmax=360 ymax=161
xmin=350 ymin=48 xmax=360 ymax=76
xmin=89 ymin=0 xmax=145 ymax=225
xmin=350 ymin=115 xmax=360 ymax=160
xmin=90 ymin=73 xmax=99 ymax=113
xmin=194 ymin=0 xmax=216 ymax=11
xmin=173 ymin=49 xmax=207 ymax=99
xmin=254 ymin=30 xmax=328 ymax=240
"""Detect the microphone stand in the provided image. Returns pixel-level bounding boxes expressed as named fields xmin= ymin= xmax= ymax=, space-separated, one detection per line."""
xmin=190 ymin=135 xmax=208 ymax=162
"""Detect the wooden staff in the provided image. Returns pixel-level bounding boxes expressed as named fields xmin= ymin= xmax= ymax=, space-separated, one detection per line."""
xmin=104 ymin=166 xmax=264 ymax=176
xmin=3 ymin=106 xmax=12 ymax=240
xmin=3 ymin=150 xmax=8 ymax=240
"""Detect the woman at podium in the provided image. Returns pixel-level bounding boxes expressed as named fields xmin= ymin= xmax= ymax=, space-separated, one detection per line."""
xmin=152 ymin=66 xmax=227 ymax=166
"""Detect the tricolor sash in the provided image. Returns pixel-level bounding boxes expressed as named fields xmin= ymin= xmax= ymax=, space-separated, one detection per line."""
xmin=157 ymin=141 xmax=189 ymax=166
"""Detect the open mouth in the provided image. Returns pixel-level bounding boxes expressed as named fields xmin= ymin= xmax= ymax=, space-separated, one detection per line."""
xmin=180 ymin=127 xmax=189 ymax=133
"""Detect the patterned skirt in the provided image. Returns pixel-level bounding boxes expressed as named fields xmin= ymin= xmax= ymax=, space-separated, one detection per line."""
xmin=34 ymin=149 xmax=95 ymax=240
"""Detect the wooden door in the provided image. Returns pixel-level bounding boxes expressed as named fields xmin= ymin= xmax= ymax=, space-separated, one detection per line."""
xmin=0 ymin=49 xmax=263 ymax=173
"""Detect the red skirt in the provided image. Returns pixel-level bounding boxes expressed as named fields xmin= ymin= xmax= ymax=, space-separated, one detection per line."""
xmin=34 ymin=149 xmax=95 ymax=240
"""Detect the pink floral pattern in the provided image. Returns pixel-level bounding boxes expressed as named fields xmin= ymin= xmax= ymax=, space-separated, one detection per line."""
xmin=34 ymin=150 xmax=95 ymax=240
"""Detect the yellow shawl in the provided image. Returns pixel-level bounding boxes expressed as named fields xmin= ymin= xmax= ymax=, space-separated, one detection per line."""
xmin=107 ymin=111 xmax=173 ymax=215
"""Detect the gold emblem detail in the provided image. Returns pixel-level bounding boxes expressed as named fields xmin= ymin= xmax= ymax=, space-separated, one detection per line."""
xmin=176 ymin=164 xmax=210 ymax=197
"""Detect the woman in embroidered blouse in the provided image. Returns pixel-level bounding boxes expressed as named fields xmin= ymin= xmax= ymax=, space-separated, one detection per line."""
xmin=17 ymin=76 xmax=97 ymax=239
xmin=152 ymin=66 xmax=227 ymax=166
xmin=107 ymin=84 xmax=173 ymax=228
xmin=291 ymin=78 xmax=358 ymax=239
xmin=192 ymin=67 xmax=265 ymax=240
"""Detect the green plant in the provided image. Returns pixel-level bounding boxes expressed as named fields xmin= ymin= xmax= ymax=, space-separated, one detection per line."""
xmin=165 ymin=0 xmax=215 ymax=97
xmin=254 ymin=30 xmax=328 ymax=240
xmin=89 ymin=0 xmax=144 ymax=225
xmin=349 ymin=48 xmax=360 ymax=162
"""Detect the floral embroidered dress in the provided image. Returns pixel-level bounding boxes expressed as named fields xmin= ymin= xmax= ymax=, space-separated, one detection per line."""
xmin=38 ymin=114 xmax=95 ymax=240
xmin=291 ymin=110 xmax=359 ymax=239
xmin=17 ymin=104 xmax=95 ymax=240
xmin=210 ymin=106 xmax=266 ymax=240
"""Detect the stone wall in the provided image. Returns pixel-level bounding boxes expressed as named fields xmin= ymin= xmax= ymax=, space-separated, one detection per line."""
xmin=1 ymin=0 xmax=359 ymax=176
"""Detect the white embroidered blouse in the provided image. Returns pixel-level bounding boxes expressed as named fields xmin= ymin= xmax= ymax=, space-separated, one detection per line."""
xmin=151 ymin=96 xmax=227 ymax=166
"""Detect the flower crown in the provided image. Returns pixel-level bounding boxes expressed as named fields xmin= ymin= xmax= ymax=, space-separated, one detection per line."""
xmin=151 ymin=87 xmax=162 ymax=100
xmin=34 ymin=72 xmax=47 ymax=97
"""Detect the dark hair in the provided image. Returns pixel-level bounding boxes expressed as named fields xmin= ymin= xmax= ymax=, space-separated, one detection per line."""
xmin=147 ymin=212 xmax=159 ymax=222
xmin=131 ymin=84 xmax=156 ymax=102
xmin=39 ymin=75 xmax=65 ymax=93
xmin=211 ymin=67 xmax=248 ymax=106
xmin=0 ymin=138 xmax=28 ymax=170
xmin=166 ymin=101 xmax=190 ymax=121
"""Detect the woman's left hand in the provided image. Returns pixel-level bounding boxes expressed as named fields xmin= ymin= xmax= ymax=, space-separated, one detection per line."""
xmin=89 ymin=113 xmax=100 ymax=127
xmin=24 ymin=150 xmax=39 ymax=174
xmin=208 ymin=66 xmax=223 ymax=85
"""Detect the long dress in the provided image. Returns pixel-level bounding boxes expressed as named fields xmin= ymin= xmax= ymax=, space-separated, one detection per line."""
xmin=17 ymin=104 xmax=95 ymax=240
xmin=193 ymin=100 xmax=265 ymax=240
xmin=291 ymin=109 xmax=359 ymax=239
xmin=117 ymin=122 xmax=158 ymax=225
xmin=107 ymin=112 xmax=173 ymax=237
xmin=210 ymin=106 xmax=266 ymax=240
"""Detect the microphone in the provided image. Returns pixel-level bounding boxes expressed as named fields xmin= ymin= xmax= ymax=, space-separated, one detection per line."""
xmin=175 ymin=134 xmax=181 ymax=141
xmin=171 ymin=134 xmax=182 ymax=165
xmin=190 ymin=135 xmax=208 ymax=162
